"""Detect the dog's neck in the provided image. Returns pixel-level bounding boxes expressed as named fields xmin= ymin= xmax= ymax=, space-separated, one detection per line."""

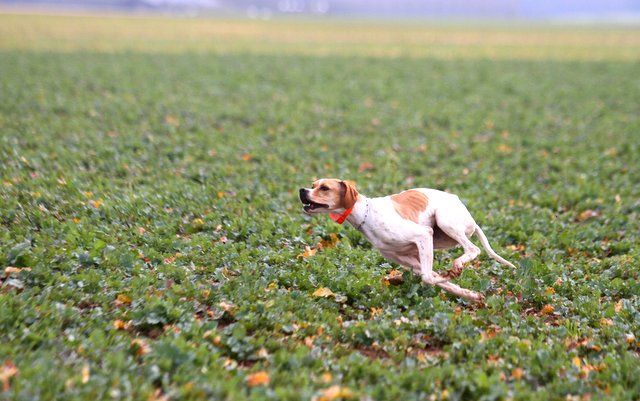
xmin=345 ymin=195 xmax=369 ymax=230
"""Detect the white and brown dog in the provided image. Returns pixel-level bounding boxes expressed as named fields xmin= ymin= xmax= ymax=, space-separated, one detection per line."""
xmin=299 ymin=178 xmax=516 ymax=302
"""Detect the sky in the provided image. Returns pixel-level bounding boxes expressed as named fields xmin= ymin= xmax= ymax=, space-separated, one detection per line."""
xmin=2 ymin=0 xmax=640 ymax=20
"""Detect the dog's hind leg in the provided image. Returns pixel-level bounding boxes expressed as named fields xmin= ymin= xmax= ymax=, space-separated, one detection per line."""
xmin=414 ymin=227 xmax=484 ymax=302
xmin=435 ymin=280 xmax=484 ymax=302
xmin=436 ymin=213 xmax=481 ymax=275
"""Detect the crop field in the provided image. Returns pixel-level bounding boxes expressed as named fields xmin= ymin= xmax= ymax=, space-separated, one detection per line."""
xmin=1 ymin=11 xmax=639 ymax=401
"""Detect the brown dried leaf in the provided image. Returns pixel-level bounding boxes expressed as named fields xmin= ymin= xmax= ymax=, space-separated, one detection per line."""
xmin=358 ymin=162 xmax=375 ymax=172
xmin=615 ymin=300 xmax=623 ymax=313
xmin=164 ymin=115 xmax=180 ymax=127
xmin=511 ymin=367 xmax=524 ymax=380
xmin=572 ymin=356 xmax=582 ymax=368
xmin=314 ymin=385 xmax=354 ymax=401
xmin=577 ymin=210 xmax=598 ymax=222
xmin=383 ymin=270 xmax=404 ymax=285
xmin=256 ymin=347 xmax=269 ymax=359
xmin=113 ymin=319 xmax=131 ymax=330
xmin=246 ymin=371 xmax=270 ymax=387
xmin=487 ymin=354 xmax=503 ymax=366
xmin=0 ymin=360 xmax=18 ymax=391
xmin=89 ymin=199 xmax=103 ymax=208
xmin=115 ymin=294 xmax=132 ymax=306
xmin=130 ymin=339 xmax=150 ymax=357
xmin=370 ymin=307 xmax=383 ymax=318
xmin=3 ymin=267 xmax=31 ymax=277
xmin=81 ymin=364 xmax=90 ymax=384
xmin=625 ymin=333 xmax=636 ymax=344
xmin=313 ymin=287 xmax=335 ymax=298
xmin=541 ymin=304 xmax=555 ymax=315
xmin=317 ymin=233 xmax=340 ymax=250
xmin=297 ymin=246 xmax=317 ymax=259
xmin=219 ymin=301 xmax=235 ymax=313
xmin=304 ymin=336 xmax=315 ymax=348
xmin=480 ymin=325 xmax=502 ymax=342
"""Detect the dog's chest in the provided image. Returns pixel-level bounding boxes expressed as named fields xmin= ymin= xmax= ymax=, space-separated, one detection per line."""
xmin=359 ymin=200 xmax=426 ymax=250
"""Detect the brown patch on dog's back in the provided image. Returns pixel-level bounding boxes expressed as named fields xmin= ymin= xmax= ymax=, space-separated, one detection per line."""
xmin=391 ymin=190 xmax=428 ymax=223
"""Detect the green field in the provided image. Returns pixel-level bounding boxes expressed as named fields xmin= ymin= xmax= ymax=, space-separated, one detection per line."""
xmin=1 ymin=12 xmax=639 ymax=401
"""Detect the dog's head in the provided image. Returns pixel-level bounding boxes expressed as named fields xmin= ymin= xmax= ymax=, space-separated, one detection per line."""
xmin=299 ymin=178 xmax=358 ymax=214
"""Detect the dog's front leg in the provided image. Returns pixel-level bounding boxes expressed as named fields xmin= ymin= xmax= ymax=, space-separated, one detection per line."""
xmin=416 ymin=228 xmax=484 ymax=303
xmin=415 ymin=227 xmax=436 ymax=284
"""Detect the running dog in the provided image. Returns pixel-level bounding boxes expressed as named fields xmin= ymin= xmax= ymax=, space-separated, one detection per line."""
xmin=299 ymin=178 xmax=516 ymax=302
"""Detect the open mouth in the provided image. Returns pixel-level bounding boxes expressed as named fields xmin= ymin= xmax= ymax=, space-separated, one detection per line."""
xmin=303 ymin=201 xmax=328 ymax=212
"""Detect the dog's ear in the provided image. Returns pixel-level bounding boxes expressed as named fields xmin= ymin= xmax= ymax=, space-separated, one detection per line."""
xmin=340 ymin=180 xmax=358 ymax=209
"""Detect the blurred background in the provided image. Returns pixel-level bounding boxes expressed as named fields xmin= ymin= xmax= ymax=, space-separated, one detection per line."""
xmin=2 ymin=0 xmax=640 ymax=21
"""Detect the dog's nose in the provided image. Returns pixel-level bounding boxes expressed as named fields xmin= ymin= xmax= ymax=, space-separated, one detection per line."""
xmin=299 ymin=188 xmax=309 ymax=203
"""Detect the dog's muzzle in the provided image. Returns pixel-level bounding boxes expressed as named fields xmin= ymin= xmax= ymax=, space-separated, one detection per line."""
xmin=299 ymin=188 xmax=310 ymax=204
xmin=299 ymin=188 xmax=328 ymax=212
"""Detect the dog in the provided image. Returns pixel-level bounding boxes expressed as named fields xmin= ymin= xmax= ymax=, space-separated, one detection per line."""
xmin=299 ymin=178 xmax=516 ymax=302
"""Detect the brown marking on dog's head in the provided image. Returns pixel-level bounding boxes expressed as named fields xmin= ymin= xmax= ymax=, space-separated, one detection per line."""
xmin=340 ymin=180 xmax=358 ymax=210
xmin=390 ymin=190 xmax=428 ymax=223
xmin=299 ymin=178 xmax=359 ymax=214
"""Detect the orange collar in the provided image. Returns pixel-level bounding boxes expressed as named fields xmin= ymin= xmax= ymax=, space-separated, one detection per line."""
xmin=329 ymin=207 xmax=353 ymax=224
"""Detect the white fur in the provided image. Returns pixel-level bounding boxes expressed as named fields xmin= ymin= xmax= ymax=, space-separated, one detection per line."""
xmin=338 ymin=188 xmax=516 ymax=302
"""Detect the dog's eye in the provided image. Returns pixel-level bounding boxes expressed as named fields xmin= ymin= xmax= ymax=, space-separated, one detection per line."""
xmin=320 ymin=186 xmax=330 ymax=191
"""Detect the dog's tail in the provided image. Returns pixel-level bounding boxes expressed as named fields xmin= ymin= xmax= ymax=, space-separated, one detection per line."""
xmin=474 ymin=225 xmax=516 ymax=269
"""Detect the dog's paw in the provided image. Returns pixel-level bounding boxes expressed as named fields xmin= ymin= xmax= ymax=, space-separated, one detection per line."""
xmin=473 ymin=292 xmax=486 ymax=304
xmin=461 ymin=292 xmax=485 ymax=305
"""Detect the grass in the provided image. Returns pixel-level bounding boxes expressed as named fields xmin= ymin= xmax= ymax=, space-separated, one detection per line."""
xmin=1 ymin=11 xmax=639 ymax=401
